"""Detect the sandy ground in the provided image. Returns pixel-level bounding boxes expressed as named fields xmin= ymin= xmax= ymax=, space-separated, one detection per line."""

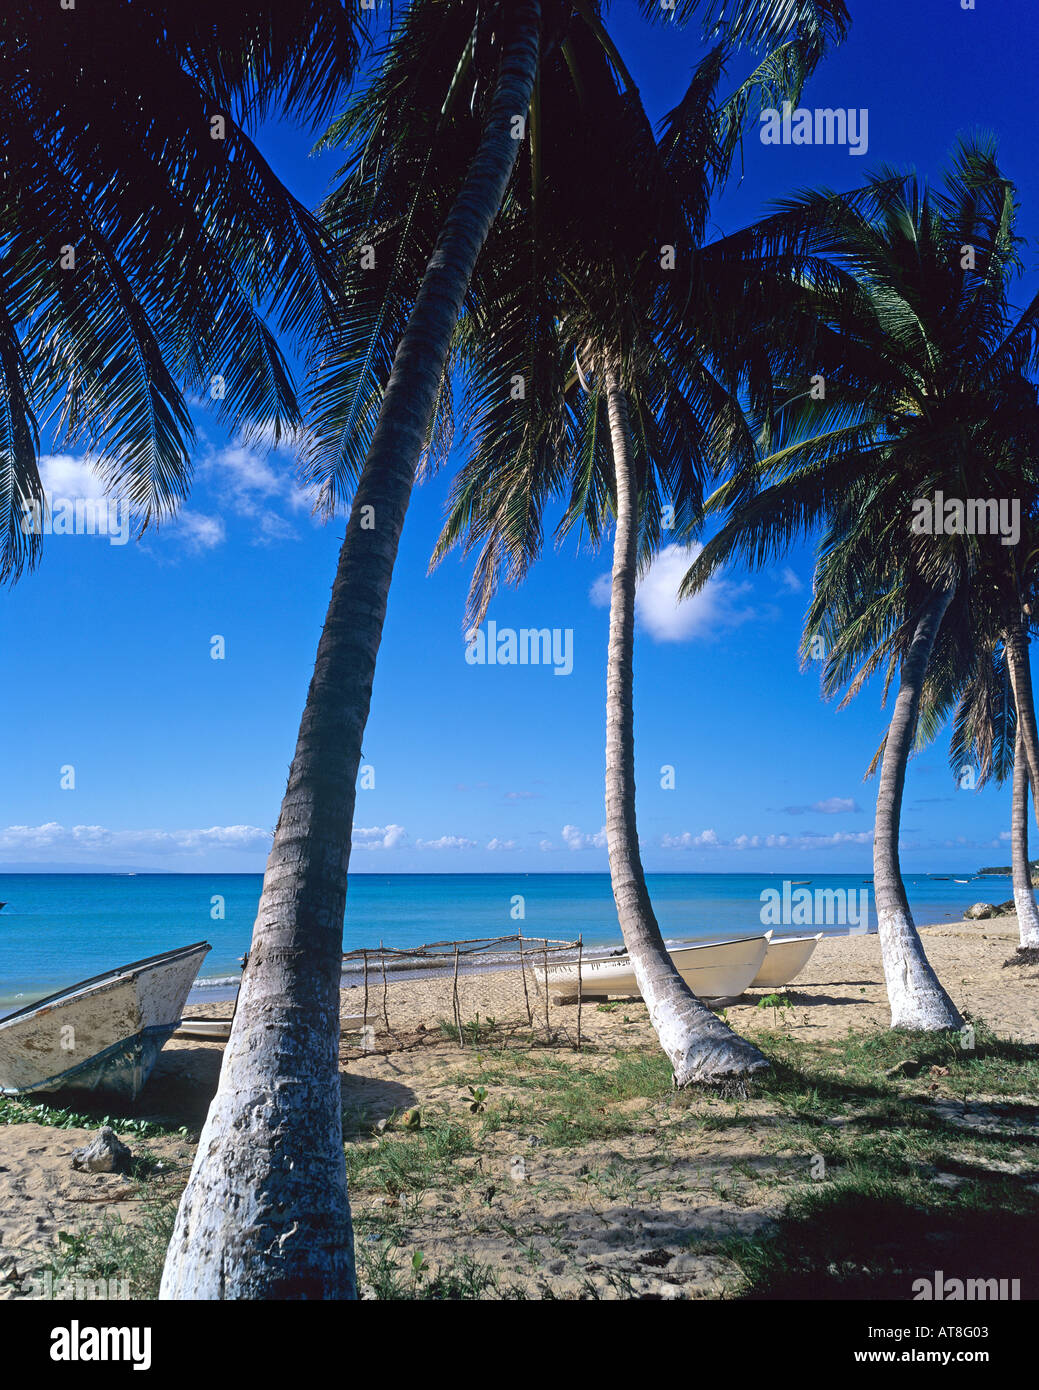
xmin=1 ymin=916 xmax=1035 ymax=1298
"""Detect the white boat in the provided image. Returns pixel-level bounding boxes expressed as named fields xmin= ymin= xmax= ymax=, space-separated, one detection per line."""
xmin=172 ymin=1016 xmax=233 ymax=1041
xmin=548 ymin=933 xmax=771 ymax=1003
xmin=0 ymin=942 xmax=210 ymax=1100
xmin=750 ymin=933 xmax=823 ymax=989
xmin=173 ymin=1012 xmax=369 ymax=1042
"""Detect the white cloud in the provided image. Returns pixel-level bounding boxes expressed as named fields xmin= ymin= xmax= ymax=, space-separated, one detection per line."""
xmin=0 ymin=822 xmax=271 ymax=860
xmin=780 ymin=797 xmax=862 ymax=816
xmin=416 ymin=834 xmax=478 ymax=851
xmin=591 ymin=544 xmax=754 ymax=643
xmin=486 ymin=837 xmax=519 ymax=851
xmin=661 ymin=829 xmax=721 ymax=848
xmin=538 ymin=839 xmax=554 ymax=852
xmin=352 ymin=824 xmax=407 ymax=850
xmin=779 ymin=567 xmax=804 ymax=593
xmin=661 ymin=827 xmax=874 ymax=852
xmin=171 ymin=510 xmax=226 ymax=551
xmin=813 ymin=797 xmax=860 ymax=815
xmin=199 ymin=439 xmax=321 ymax=542
xmin=38 ymin=454 xmax=109 ymax=501
xmin=255 ymin=512 xmax=300 ymax=545
xmin=207 ymin=445 xmax=285 ymax=511
xmin=561 ymin=824 xmax=607 ymax=850
xmin=589 ymin=573 xmax=612 ymax=607
xmin=38 ymin=456 xmax=226 ymax=555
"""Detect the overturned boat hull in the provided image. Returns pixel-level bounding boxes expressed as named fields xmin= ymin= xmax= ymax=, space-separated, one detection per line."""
xmin=0 ymin=942 xmax=210 ymax=1100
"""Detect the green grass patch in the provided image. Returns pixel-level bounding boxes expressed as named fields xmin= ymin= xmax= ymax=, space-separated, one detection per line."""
xmin=31 ymin=1201 xmax=177 ymax=1301
xmin=751 ymin=1016 xmax=1039 ymax=1107
xmin=20 ymin=1023 xmax=1039 ymax=1301
xmin=345 ymin=1119 xmax=478 ymax=1195
xmin=714 ymin=1021 xmax=1039 ymax=1298
xmin=463 ymin=1048 xmax=674 ymax=1147
xmin=354 ymin=1217 xmax=519 ymax=1299
xmin=0 ymin=1094 xmax=188 ymax=1139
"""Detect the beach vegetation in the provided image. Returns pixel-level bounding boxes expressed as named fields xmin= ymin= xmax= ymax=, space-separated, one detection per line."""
xmin=36 ymin=1202 xmax=177 ymax=1302
xmin=24 ymin=1023 xmax=1036 ymax=1300
xmin=0 ymin=1095 xmax=187 ymax=1140
xmin=757 ymin=993 xmax=794 ymax=1026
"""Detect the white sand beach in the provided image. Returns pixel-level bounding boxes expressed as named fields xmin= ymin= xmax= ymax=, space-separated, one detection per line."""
xmin=1 ymin=915 xmax=1034 ymax=1299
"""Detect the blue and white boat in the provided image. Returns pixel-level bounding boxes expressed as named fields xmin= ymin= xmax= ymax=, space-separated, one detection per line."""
xmin=0 ymin=942 xmax=210 ymax=1100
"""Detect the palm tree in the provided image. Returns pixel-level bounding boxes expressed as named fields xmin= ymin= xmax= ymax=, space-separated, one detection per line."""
xmin=161 ymin=0 xmax=848 ymax=1296
xmin=161 ymin=0 xmax=544 ymax=1302
xmin=941 ymin=631 xmax=1039 ymax=950
xmin=1 ymin=0 xmax=365 ymax=579
xmin=683 ymin=139 xmax=1039 ymax=1029
xmin=431 ymin=32 xmax=854 ymax=1084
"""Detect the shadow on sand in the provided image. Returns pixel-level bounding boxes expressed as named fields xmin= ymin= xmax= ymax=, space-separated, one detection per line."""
xmin=37 ymin=1047 xmax=418 ymax=1136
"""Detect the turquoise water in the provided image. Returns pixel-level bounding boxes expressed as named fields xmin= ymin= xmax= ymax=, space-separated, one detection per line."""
xmin=0 ymin=871 xmax=1005 ymax=1007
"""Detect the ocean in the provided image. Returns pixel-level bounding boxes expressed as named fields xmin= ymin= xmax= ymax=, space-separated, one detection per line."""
xmin=0 ymin=870 xmax=1006 ymax=1008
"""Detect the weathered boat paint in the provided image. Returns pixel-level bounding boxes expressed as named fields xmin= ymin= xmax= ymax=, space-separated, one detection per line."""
xmin=0 ymin=942 xmax=210 ymax=1100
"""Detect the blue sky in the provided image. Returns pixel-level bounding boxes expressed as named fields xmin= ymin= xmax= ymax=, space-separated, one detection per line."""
xmin=2 ymin=0 xmax=1036 ymax=875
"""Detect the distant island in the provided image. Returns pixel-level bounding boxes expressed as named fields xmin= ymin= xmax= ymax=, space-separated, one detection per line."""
xmin=977 ymin=864 xmax=1033 ymax=876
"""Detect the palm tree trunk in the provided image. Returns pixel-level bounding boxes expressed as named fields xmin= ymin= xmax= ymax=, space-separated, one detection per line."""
xmin=160 ymin=2 xmax=542 ymax=1301
xmin=1012 ymin=722 xmax=1039 ymax=948
xmin=602 ymin=369 xmax=767 ymax=1086
xmin=873 ymin=585 xmax=962 ymax=1030
xmin=1005 ymin=615 xmax=1039 ymax=829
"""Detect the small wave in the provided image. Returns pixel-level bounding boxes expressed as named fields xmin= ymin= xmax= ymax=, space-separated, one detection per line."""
xmin=192 ymin=974 xmax=242 ymax=991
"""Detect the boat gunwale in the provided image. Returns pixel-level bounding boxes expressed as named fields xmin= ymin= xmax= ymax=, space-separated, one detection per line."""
xmin=0 ymin=941 xmax=211 ymax=1026
xmin=551 ymin=932 xmax=772 ymax=979
xmin=578 ymin=930 xmax=773 ymax=966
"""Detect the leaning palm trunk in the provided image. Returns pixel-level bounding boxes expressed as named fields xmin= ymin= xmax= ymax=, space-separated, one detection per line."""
xmin=1005 ymin=615 xmax=1039 ymax=829
xmin=1011 ymin=723 xmax=1039 ymax=948
xmin=160 ymin=4 xmax=542 ymax=1300
xmin=873 ymin=586 xmax=962 ymax=1030
xmin=602 ymin=371 xmax=767 ymax=1086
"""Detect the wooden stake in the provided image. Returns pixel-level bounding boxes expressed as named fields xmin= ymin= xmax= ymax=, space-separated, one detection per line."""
xmin=453 ymin=945 xmax=463 ymax=1046
xmin=576 ymin=936 xmax=583 ymax=1052
xmin=518 ymin=926 xmax=532 ymax=1026
xmin=380 ymin=942 xmax=390 ymax=1034
xmin=543 ymin=941 xmax=549 ymax=1035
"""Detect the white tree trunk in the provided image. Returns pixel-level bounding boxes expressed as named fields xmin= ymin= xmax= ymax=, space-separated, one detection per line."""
xmin=1012 ymin=722 xmax=1039 ymax=948
xmin=603 ymin=370 xmax=767 ymax=1087
xmin=873 ymin=586 xmax=962 ymax=1030
xmin=1005 ymin=616 xmax=1039 ymax=830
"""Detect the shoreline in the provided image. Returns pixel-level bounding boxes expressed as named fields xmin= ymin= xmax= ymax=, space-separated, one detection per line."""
xmin=0 ymin=878 xmax=1016 ymax=1009
xmin=169 ymin=891 xmax=1011 ymax=1004
xmin=1 ymin=909 xmax=1034 ymax=1301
